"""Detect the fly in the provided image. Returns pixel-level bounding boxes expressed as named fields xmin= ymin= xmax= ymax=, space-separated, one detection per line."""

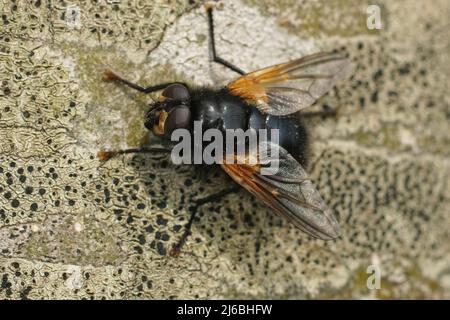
xmin=98 ymin=4 xmax=354 ymax=256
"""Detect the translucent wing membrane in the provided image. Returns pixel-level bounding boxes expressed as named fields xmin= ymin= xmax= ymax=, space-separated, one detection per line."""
xmin=221 ymin=142 xmax=340 ymax=239
xmin=227 ymin=52 xmax=354 ymax=116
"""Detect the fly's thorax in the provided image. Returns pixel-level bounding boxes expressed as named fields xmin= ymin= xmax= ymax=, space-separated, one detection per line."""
xmin=189 ymin=88 xmax=249 ymax=133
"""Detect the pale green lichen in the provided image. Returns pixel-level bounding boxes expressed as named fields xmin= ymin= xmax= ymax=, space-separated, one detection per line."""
xmin=59 ymin=42 xmax=187 ymax=147
xmin=352 ymin=124 xmax=402 ymax=152
xmin=242 ymin=0 xmax=382 ymax=37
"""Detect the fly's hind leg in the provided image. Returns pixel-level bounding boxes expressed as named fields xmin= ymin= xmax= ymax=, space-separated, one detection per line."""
xmin=170 ymin=185 xmax=241 ymax=257
xmin=301 ymin=104 xmax=339 ymax=119
xmin=205 ymin=3 xmax=246 ymax=75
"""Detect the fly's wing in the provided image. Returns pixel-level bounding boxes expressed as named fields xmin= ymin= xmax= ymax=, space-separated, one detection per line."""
xmin=220 ymin=142 xmax=340 ymax=240
xmin=227 ymin=52 xmax=354 ymax=116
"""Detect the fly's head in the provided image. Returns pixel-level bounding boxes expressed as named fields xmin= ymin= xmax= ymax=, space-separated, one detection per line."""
xmin=145 ymin=83 xmax=192 ymax=139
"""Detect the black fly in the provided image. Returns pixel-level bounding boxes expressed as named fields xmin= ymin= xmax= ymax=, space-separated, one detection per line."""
xmin=99 ymin=4 xmax=354 ymax=256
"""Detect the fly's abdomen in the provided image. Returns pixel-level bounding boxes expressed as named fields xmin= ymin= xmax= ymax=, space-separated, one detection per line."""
xmin=248 ymin=107 xmax=309 ymax=167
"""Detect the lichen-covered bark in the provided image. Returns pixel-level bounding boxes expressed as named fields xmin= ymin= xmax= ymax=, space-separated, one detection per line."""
xmin=0 ymin=0 xmax=449 ymax=299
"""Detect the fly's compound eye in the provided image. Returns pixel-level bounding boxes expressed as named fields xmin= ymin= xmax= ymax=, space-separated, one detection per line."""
xmin=164 ymin=106 xmax=191 ymax=136
xmin=161 ymin=84 xmax=190 ymax=101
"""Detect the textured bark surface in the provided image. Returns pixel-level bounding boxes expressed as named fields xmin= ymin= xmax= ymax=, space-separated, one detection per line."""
xmin=0 ymin=0 xmax=449 ymax=299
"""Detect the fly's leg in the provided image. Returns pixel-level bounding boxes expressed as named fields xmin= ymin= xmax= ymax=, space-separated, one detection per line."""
xmin=103 ymin=4 xmax=246 ymax=85
xmin=170 ymin=185 xmax=241 ymax=257
xmin=97 ymin=147 xmax=172 ymax=162
xmin=301 ymin=105 xmax=339 ymax=119
xmin=205 ymin=4 xmax=246 ymax=75
xmin=103 ymin=69 xmax=183 ymax=94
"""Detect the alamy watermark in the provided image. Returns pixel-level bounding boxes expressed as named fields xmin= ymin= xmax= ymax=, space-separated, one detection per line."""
xmin=66 ymin=4 xmax=82 ymax=29
xmin=366 ymin=5 xmax=383 ymax=30
xmin=366 ymin=264 xmax=382 ymax=290
xmin=170 ymin=121 xmax=280 ymax=175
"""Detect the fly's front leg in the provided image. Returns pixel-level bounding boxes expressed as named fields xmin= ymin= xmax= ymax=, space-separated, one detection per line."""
xmin=170 ymin=185 xmax=241 ymax=257
xmin=205 ymin=3 xmax=246 ymax=75
xmin=103 ymin=69 xmax=183 ymax=94
xmin=97 ymin=147 xmax=172 ymax=162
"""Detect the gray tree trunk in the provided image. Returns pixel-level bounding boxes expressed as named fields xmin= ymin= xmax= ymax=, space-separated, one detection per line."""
xmin=0 ymin=0 xmax=449 ymax=299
